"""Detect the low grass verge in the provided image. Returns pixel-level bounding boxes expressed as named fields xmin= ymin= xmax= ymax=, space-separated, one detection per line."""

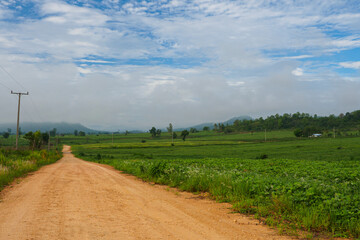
xmin=0 ymin=148 xmax=62 ymax=191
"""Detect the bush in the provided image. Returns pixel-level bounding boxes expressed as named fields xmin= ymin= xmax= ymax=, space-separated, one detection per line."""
xmin=256 ymin=154 xmax=268 ymax=159
xmin=294 ymin=129 xmax=303 ymax=137
xmin=2 ymin=132 xmax=10 ymax=139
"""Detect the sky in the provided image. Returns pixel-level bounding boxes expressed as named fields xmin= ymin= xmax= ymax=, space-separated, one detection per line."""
xmin=0 ymin=0 xmax=359 ymax=131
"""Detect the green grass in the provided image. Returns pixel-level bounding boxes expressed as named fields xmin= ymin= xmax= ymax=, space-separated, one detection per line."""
xmin=0 ymin=148 xmax=62 ymax=191
xmin=69 ymin=130 xmax=360 ymax=238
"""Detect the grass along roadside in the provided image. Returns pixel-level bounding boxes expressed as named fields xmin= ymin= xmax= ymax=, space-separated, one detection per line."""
xmin=72 ymin=135 xmax=360 ymax=239
xmin=0 ymin=148 xmax=62 ymax=191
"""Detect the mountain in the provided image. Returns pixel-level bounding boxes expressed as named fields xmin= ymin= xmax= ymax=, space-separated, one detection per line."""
xmin=0 ymin=122 xmax=102 ymax=134
xmin=222 ymin=115 xmax=252 ymax=125
xmin=183 ymin=122 xmax=214 ymax=131
xmin=175 ymin=115 xmax=253 ymax=131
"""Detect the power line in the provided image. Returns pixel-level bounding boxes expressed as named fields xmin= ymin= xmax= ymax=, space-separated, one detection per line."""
xmin=0 ymin=64 xmax=27 ymax=91
xmin=10 ymin=92 xmax=40 ymax=123
xmin=0 ymin=63 xmax=44 ymax=122
xmin=0 ymin=80 xmax=12 ymax=91
xmin=1 ymin=63 xmax=48 ymax=126
xmin=28 ymin=96 xmax=45 ymax=122
xmin=21 ymin=103 xmax=36 ymax=122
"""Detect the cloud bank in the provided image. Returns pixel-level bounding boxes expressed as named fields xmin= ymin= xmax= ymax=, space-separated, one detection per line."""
xmin=0 ymin=0 xmax=359 ymax=130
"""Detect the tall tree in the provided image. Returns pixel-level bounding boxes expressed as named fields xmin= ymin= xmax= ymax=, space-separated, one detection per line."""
xmin=149 ymin=127 xmax=157 ymax=137
xmin=156 ymin=129 xmax=162 ymax=136
xmin=180 ymin=130 xmax=189 ymax=141
xmin=167 ymin=123 xmax=173 ymax=135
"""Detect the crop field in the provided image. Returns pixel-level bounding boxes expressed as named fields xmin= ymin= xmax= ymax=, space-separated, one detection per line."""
xmin=69 ymin=130 xmax=360 ymax=238
xmin=0 ymin=135 xmax=30 ymax=148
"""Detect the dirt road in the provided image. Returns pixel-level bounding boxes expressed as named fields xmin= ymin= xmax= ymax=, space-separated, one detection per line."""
xmin=0 ymin=146 xmax=293 ymax=240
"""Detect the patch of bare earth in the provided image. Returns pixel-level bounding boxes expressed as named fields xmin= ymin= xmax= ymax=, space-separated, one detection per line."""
xmin=0 ymin=145 xmax=295 ymax=240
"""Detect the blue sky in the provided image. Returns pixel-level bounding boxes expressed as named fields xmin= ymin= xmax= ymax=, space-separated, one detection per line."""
xmin=0 ymin=0 xmax=359 ymax=130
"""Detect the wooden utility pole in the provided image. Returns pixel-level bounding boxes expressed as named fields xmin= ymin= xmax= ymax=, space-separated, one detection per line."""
xmin=11 ymin=91 xmax=29 ymax=150
xmin=172 ymin=129 xmax=174 ymax=144
xmin=170 ymin=123 xmax=174 ymax=145
xmin=265 ymin=129 xmax=267 ymax=142
xmin=48 ymin=131 xmax=51 ymax=151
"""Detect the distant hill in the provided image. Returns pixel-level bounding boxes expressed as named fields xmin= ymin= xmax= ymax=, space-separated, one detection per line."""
xmin=222 ymin=116 xmax=252 ymax=125
xmin=175 ymin=115 xmax=252 ymax=131
xmin=0 ymin=122 xmax=101 ymax=134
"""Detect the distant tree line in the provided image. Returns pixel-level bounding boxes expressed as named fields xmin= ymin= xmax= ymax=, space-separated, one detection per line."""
xmin=149 ymin=124 xmax=190 ymax=141
xmin=74 ymin=129 xmax=86 ymax=136
xmin=215 ymin=110 xmax=360 ymax=135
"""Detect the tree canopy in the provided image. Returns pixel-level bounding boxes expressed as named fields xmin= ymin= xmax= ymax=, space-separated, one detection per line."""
xmin=180 ymin=130 xmax=189 ymax=141
xmin=215 ymin=110 xmax=360 ymax=134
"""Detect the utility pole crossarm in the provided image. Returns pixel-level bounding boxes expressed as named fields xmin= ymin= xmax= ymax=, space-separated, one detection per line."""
xmin=11 ymin=91 xmax=29 ymax=95
xmin=11 ymin=91 xmax=29 ymax=150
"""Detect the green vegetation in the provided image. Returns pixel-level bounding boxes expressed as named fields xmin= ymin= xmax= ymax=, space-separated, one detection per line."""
xmin=70 ymin=130 xmax=360 ymax=238
xmin=149 ymin=127 xmax=162 ymax=137
xmin=23 ymin=130 xmax=50 ymax=150
xmin=0 ymin=134 xmax=30 ymax=147
xmin=222 ymin=110 xmax=360 ymax=134
xmin=0 ymin=148 xmax=62 ymax=191
xmin=180 ymin=129 xmax=189 ymax=141
xmin=0 ymin=130 xmax=63 ymax=191
xmin=2 ymin=132 xmax=10 ymax=139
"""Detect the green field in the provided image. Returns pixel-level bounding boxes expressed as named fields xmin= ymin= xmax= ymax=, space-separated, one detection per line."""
xmin=0 ymin=135 xmax=31 ymax=148
xmin=63 ymin=131 xmax=360 ymax=237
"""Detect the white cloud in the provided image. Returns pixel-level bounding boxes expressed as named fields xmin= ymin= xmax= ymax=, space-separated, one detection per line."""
xmin=281 ymin=55 xmax=313 ymax=60
xmin=44 ymin=16 xmax=67 ymax=24
xmin=41 ymin=2 xmax=109 ymax=26
xmin=77 ymin=59 xmax=115 ymax=64
xmin=77 ymin=67 xmax=92 ymax=74
xmin=339 ymin=61 xmax=360 ymax=69
xmin=227 ymin=81 xmax=245 ymax=87
xmin=331 ymin=36 xmax=360 ymax=48
xmin=292 ymin=68 xmax=304 ymax=76
xmin=0 ymin=36 xmax=16 ymax=47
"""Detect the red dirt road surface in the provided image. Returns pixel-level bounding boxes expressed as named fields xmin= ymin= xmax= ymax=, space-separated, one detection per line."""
xmin=0 ymin=146 xmax=293 ymax=240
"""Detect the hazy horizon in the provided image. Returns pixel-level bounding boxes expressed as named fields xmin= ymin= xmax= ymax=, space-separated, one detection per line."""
xmin=0 ymin=1 xmax=359 ymax=130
